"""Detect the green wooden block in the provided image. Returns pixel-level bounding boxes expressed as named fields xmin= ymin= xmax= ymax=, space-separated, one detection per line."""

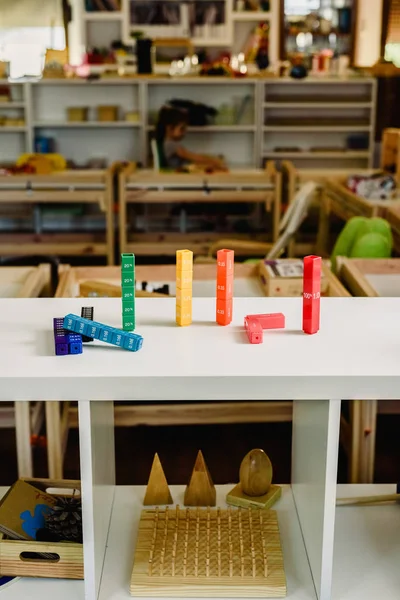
xmin=122 ymin=273 xmax=134 ymax=287
xmin=121 ymin=253 xmax=135 ymax=271
xmin=123 ymin=315 xmax=136 ymax=331
xmin=122 ymin=286 xmax=135 ymax=301
xmin=122 ymin=301 xmax=135 ymax=315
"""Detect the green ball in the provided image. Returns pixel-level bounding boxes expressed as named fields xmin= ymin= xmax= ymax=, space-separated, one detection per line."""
xmin=350 ymin=232 xmax=392 ymax=259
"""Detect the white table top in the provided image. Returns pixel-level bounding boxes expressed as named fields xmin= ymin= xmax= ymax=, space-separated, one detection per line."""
xmin=0 ymin=297 xmax=400 ymax=401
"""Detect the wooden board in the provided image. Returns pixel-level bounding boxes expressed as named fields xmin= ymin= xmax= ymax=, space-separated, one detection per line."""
xmin=130 ymin=507 xmax=286 ymax=597
xmin=337 ymin=258 xmax=400 ymax=297
xmin=0 ymin=266 xmax=49 ymax=299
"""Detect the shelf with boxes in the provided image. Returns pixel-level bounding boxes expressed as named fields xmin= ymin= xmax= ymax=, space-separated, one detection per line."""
xmin=261 ymin=78 xmax=376 ymax=169
xmin=0 ymin=81 xmax=30 ymax=162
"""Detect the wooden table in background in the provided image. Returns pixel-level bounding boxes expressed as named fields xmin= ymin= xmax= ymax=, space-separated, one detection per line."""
xmin=118 ymin=163 xmax=282 ymax=257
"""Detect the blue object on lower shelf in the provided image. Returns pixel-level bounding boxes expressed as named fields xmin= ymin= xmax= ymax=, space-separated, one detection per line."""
xmin=63 ymin=314 xmax=143 ymax=352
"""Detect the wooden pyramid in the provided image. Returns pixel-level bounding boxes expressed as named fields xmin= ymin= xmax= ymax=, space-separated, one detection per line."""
xmin=184 ymin=450 xmax=216 ymax=506
xmin=143 ymin=453 xmax=173 ymax=505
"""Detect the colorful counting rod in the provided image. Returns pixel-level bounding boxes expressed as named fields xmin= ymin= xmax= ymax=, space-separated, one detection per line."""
xmin=63 ymin=314 xmax=143 ymax=352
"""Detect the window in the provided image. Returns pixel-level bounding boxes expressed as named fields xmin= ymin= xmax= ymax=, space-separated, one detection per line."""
xmin=0 ymin=26 xmax=65 ymax=79
xmin=0 ymin=0 xmax=64 ymax=79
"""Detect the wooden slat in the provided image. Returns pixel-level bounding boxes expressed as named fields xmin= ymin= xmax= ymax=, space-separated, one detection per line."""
xmin=0 ymin=191 xmax=104 ymax=203
xmin=125 ymin=191 xmax=272 ymax=204
xmin=68 ymin=402 xmax=293 ymax=428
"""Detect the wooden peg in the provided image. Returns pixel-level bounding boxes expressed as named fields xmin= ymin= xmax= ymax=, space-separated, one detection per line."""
xmin=217 ymin=507 xmax=221 ymax=577
xmin=144 ymin=453 xmax=173 ymax=506
xmin=171 ymin=505 xmax=179 ymax=576
xmin=259 ymin=510 xmax=268 ymax=578
xmin=184 ymin=450 xmax=216 ymax=506
xmin=238 ymin=508 xmax=244 ymax=577
xmin=183 ymin=508 xmax=189 ymax=578
xmin=160 ymin=506 xmax=169 ymax=576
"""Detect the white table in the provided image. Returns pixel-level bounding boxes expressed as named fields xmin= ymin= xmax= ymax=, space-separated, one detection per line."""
xmin=0 ymin=297 xmax=399 ymax=600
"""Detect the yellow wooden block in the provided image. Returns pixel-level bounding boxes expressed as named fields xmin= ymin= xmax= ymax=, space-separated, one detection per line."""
xmin=176 ymin=288 xmax=192 ymax=306
xmin=176 ymin=249 xmax=193 ymax=271
xmin=176 ymin=306 xmax=192 ymax=326
xmin=176 ymin=272 xmax=193 ymax=290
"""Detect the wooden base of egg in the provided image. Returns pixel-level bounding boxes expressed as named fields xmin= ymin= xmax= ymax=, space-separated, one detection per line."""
xmin=226 ymin=482 xmax=281 ymax=509
xmin=226 ymin=449 xmax=281 ymax=509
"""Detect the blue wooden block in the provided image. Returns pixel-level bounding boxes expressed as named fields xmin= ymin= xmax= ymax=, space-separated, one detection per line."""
xmin=63 ymin=314 xmax=143 ymax=352
xmin=99 ymin=328 xmax=111 ymax=343
xmin=56 ymin=343 xmax=69 ymax=356
xmin=111 ymin=331 xmax=124 ymax=347
xmin=64 ymin=315 xmax=76 ymax=331
xmin=123 ymin=335 xmax=143 ymax=352
xmin=81 ymin=306 xmax=94 ymax=342
xmin=75 ymin=320 xmax=86 ymax=335
xmin=69 ymin=341 xmax=83 ymax=354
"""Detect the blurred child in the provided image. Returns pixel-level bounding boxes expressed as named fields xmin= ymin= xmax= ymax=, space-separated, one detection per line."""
xmin=155 ymin=105 xmax=227 ymax=171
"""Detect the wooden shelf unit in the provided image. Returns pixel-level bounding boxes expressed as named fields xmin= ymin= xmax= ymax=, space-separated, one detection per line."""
xmin=0 ymin=168 xmax=116 ymax=264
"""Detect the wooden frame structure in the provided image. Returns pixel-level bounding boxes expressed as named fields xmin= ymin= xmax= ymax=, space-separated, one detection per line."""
xmin=0 ymin=167 xmax=116 ymax=264
xmin=386 ymin=204 xmax=400 ymax=254
xmin=336 ymin=257 xmax=400 ymax=482
xmin=118 ymin=163 xmax=282 ymax=257
xmin=317 ymin=175 xmax=400 ymax=256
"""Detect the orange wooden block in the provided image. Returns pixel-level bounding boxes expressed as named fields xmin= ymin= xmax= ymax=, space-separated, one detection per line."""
xmin=216 ymin=298 xmax=233 ymax=326
xmin=216 ymin=272 xmax=233 ymax=299
xmin=217 ymin=249 xmax=234 ymax=276
xmin=176 ymin=249 xmax=193 ymax=271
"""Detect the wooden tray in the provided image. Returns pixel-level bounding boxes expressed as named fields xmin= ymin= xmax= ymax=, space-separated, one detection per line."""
xmin=0 ymin=478 xmax=83 ymax=580
xmin=130 ymin=506 xmax=286 ymax=597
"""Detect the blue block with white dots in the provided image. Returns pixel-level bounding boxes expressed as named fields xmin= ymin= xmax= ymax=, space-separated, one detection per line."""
xmin=63 ymin=314 xmax=143 ymax=352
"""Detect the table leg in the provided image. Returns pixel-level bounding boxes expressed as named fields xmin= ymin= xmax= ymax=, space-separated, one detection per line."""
xmin=46 ymin=401 xmax=63 ymax=480
xmin=292 ymin=399 xmax=341 ymax=600
xmin=79 ymin=400 xmax=115 ymax=600
xmin=14 ymin=401 xmax=33 ymax=477
xmin=349 ymin=400 xmax=377 ymax=483
xmin=316 ymin=195 xmax=330 ymax=257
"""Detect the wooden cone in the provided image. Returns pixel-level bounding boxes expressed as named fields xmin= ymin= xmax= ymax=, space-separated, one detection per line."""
xmin=143 ymin=453 xmax=173 ymax=505
xmin=184 ymin=450 xmax=216 ymax=506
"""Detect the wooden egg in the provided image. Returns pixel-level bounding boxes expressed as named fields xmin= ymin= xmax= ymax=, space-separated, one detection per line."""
xmin=239 ymin=449 xmax=272 ymax=497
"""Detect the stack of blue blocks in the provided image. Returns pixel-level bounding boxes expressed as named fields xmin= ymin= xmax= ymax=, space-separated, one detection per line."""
xmin=54 ymin=318 xmax=83 ymax=356
xmin=63 ymin=313 xmax=143 ymax=352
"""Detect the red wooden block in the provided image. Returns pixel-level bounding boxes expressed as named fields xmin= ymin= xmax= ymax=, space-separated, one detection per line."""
xmin=302 ymin=255 xmax=321 ymax=335
xmin=216 ymin=272 xmax=233 ymax=299
xmin=216 ymin=298 xmax=233 ymax=326
xmin=244 ymin=316 xmax=263 ymax=344
xmin=246 ymin=313 xmax=285 ymax=330
xmin=217 ymin=249 xmax=234 ymax=276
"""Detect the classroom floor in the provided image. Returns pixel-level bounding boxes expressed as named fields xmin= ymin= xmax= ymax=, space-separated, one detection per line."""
xmin=1 ymin=415 xmax=399 ymax=486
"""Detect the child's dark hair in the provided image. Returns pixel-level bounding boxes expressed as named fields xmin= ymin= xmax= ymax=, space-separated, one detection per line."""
xmin=155 ymin=105 xmax=188 ymax=143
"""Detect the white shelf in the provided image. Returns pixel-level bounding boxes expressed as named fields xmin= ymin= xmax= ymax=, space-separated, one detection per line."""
xmin=0 ymin=126 xmax=27 ymax=133
xmin=264 ymin=102 xmax=373 ymax=109
xmin=83 ymin=11 xmax=123 ymax=21
xmin=262 ymin=151 xmax=370 ymax=159
xmin=33 ymin=121 xmax=141 ymax=128
xmin=98 ymin=485 xmax=317 ymax=600
xmin=146 ymin=125 xmax=256 ymax=132
xmin=191 ymin=38 xmax=231 ymax=47
xmin=232 ymin=11 xmax=271 ymax=21
xmin=0 ymin=102 xmax=25 ymax=109
xmin=333 ymin=484 xmax=400 ymax=600
xmin=263 ymin=125 xmax=371 ymax=132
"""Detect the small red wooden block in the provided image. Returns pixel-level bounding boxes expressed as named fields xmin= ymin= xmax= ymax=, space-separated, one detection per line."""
xmin=246 ymin=313 xmax=285 ymax=330
xmin=216 ymin=298 xmax=233 ymax=326
xmin=244 ymin=316 xmax=263 ymax=344
xmin=302 ymin=255 xmax=321 ymax=335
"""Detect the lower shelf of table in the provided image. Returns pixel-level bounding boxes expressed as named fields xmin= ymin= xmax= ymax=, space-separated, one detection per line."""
xmin=1 ymin=485 xmax=399 ymax=600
